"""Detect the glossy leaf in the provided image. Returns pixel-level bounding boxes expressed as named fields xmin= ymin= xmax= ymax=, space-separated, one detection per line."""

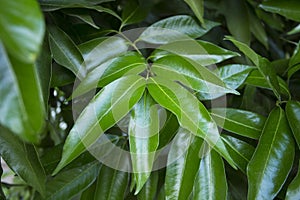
xmin=150 ymin=40 xmax=239 ymax=66
xmin=184 ymin=0 xmax=204 ymax=25
xmin=80 ymin=181 xmax=96 ymax=200
xmin=137 ymin=172 xmax=159 ymax=200
xmin=193 ymin=148 xmax=227 ymax=200
xmin=39 ymin=0 xmax=114 ymax=10
xmin=129 ymin=92 xmax=159 ymax=194
xmin=288 ymin=24 xmax=300 ymax=35
xmin=158 ymin=112 xmax=179 ymax=149
xmin=286 ymin=100 xmax=300 ymax=148
xmin=63 ymin=9 xmax=99 ymax=29
xmin=210 ymin=108 xmax=266 ymax=139
xmin=0 ymin=0 xmax=45 ymax=63
xmin=0 ymin=42 xmax=46 ymax=143
xmin=53 ymin=75 xmax=146 ymax=174
xmin=247 ymin=107 xmax=295 ymax=200
xmin=165 ymin=129 xmax=202 ymax=200
xmin=147 ymin=77 xmax=236 ymax=168
xmin=121 ymin=0 xmax=151 ymax=27
xmin=48 ymin=26 xmax=85 ymax=78
xmin=260 ymin=0 xmax=300 ymax=22
xmin=139 ymin=15 xmax=219 ymax=44
xmin=46 ymin=161 xmax=100 ymax=200
xmin=0 ymin=126 xmax=46 ymax=196
xmin=226 ymin=36 xmax=281 ymax=100
xmin=286 ymin=161 xmax=300 ymax=200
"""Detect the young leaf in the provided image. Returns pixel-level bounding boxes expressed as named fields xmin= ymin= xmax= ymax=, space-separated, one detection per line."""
xmin=137 ymin=172 xmax=159 ymax=200
xmin=193 ymin=148 xmax=228 ymax=200
xmin=147 ymin=77 xmax=237 ymax=168
xmin=247 ymin=107 xmax=295 ymax=200
xmin=286 ymin=100 xmax=300 ymax=148
xmin=53 ymin=75 xmax=146 ymax=174
xmin=129 ymin=92 xmax=159 ymax=194
xmin=184 ymin=0 xmax=204 ymax=25
xmin=286 ymin=161 xmax=300 ymax=200
xmin=210 ymin=108 xmax=266 ymax=139
xmin=0 ymin=126 xmax=46 ymax=196
xmin=0 ymin=0 xmax=45 ymax=63
xmin=165 ymin=128 xmax=203 ymax=200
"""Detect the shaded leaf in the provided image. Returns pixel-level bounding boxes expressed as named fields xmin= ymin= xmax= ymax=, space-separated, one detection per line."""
xmin=121 ymin=0 xmax=151 ymax=27
xmin=184 ymin=0 xmax=204 ymax=25
xmin=248 ymin=8 xmax=268 ymax=49
xmin=286 ymin=161 xmax=300 ymax=200
xmin=39 ymin=0 xmax=115 ymax=10
xmin=286 ymin=100 xmax=300 ymax=148
xmin=137 ymin=172 xmax=159 ymax=200
xmin=0 ymin=160 xmax=5 ymax=200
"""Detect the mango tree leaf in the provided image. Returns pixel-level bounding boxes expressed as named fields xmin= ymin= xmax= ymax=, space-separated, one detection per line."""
xmin=45 ymin=161 xmax=100 ymax=200
xmin=217 ymin=64 xmax=254 ymax=89
xmin=129 ymin=92 xmax=159 ymax=194
xmin=139 ymin=15 xmax=219 ymax=44
xmin=121 ymin=0 xmax=151 ymax=27
xmin=137 ymin=172 xmax=158 ymax=200
xmin=72 ymin=52 xmax=146 ymax=98
xmin=226 ymin=36 xmax=281 ymax=100
xmin=0 ymin=126 xmax=46 ymax=196
xmin=147 ymin=77 xmax=237 ymax=168
xmin=158 ymin=112 xmax=179 ymax=149
xmin=0 ymin=0 xmax=45 ymax=63
xmin=51 ymin=62 xmax=75 ymax=87
xmin=222 ymin=135 xmax=255 ymax=173
xmin=80 ymin=181 xmax=96 ymax=200
xmin=184 ymin=0 xmax=204 ymax=25
xmin=63 ymin=9 xmax=99 ymax=29
xmin=248 ymin=8 xmax=268 ymax=49
xmin=48 ymin=26 xmax=85 ymax=78
xmin=193 ymin=148 xmax=227 ymax=200
xmin=0 ymin=42 xmax=46 ymax=143
xmin=286 ymin=161 xmax=300 ymax=200
xmin=150 ymin=40 xmax=239 ymax=66
xmin=286 ymin=100 xmax=300 ymax=148
xmin=39 ymin=0 xmax=115 ymax=10
xmin=260 ymin=0 xmax=300 ymax=22
xmin=210 ymin=108 xmax=266 ymax=139
xmin=288 ymin=42 xmax=300 ymax=78
xmin=53 ymin=75 xmax=146 ymax=174
xmin=247 ymin=107 xmax=295 ymax=200
xmin=165 ymin=128 xmax=203 ymax=200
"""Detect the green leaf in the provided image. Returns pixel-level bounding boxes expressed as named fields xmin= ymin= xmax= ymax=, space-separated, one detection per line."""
xmin=247 ymin=107 xmax=295 ymax=200
xmin=260 ymin=0 xmax=300 ymax=22
xmin=0 ymin=42 xmax=46 ymax=143
xmin=0 ymin=159 xmax=5 ymax=200
xmin=50 ymin=62 xmax=75 ymax=87
xmin=53 ymin=75 xmax=146 ymax=174
xmin=72 ymin=52 xmax=146 ymax=98
xmin=217 ymin=64 xmax=254 ymax=89
xmin=139 ymin=15 xmax=219 ymax=44
xmin=184 ymin=0 xmax=204 ymax=25
xmin=48 ymin=26 xmax=85 ymax=78
xmin=45 ymin=161 xmax=100 ymax=200
xmin=121 ymin=0 xmax=151 ymax=27
xmin=286 ymin=161 xmax=300 ymax=200
xmin=80 ymin=181 xmax=96 ymax=200
xmin=63 ymin=9 xmax=100 ymax=29
xmin=288 ymin=24 xmax=300 ymax=35
xmin=94 ymin=165 xmax=129 ymax=200
xmin=158 ymin=112 xmax=179 ymax=149
xmin=193 ymin=148 xmax=228 ymax=200
xmin=129 ymin=92 xmax=159 ymax=194
xmin=137 ymin=172 xmax=159 ymax=200
xmin=226 ymin=36 xmax=281 ymax=100
xmin=286 ymin=100 xmax=300 ymax=148
xmin=151 ymin=55 xmax=239 ymax=100
xmin=0 ymin=126 xmax=46 ymax=196
xmin=222 ymin=135 xmax=255 ymax=173
xmin=248 ymin=8 xmax=268 ymax=49
xmin=0 ymin=0 xmax=45 ymax=63
xmin=150 ymin=40 xmax=239 ymax=66
xmin=165 ymin=128 xmax=203 ymax=200
xmin=210 ymin=108 xmax=266 ymax=139
xmin=147 ymin=77 xmax=237 ymax=168
xmin=39 ymin=0 xmax=115 ymax=10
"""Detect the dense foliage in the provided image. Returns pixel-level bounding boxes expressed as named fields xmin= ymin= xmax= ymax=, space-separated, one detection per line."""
xmin=0 ymin=0 xmax=300 ymax=199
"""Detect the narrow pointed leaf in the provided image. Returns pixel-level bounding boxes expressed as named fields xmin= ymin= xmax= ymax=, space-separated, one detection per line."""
xmin=286 ymin=100 xmax=300 ymax=148
xmin=247 ymin=107 xmax=295 ymax=200
xmin=129 ymin=92 xmax=159 ymax=194
xmin=53 ymin=75 xmax=146 ymax=174
xmin=137 ymin=172 xmax=159 ymax=200
xmin=0 ymin=0 xmax=45 ymax=63
xmin=210 ymin=108 xmax=266 ymax=139
xmin=147 ymin=77 xmax=237 ymax=168
xmin=286 ymin=161 xmax=300 ymax=200
xmin=184 ymin=0 xmax=204 ymax=25
xmin=193 ymin=148 xmax=227 ymax=200
xmin=63 ymin=10 xmax=99 ymax=29
xmin=165 ymin=129 xmax=203 ymax=200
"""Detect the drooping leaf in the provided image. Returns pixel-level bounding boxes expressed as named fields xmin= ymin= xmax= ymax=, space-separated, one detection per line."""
xmin=260 ymin=0 xmax=300 ymax=22
xmin=0 ymin=42 xmax=46 ymax=143
xmin=147 ymin=77 xmax=237 ymax=168
xmin=139 ymin=15 xmax=219 ymax=44
xmin=137 ymin=172 xmax=159 ymax=200
xmin=286 ymin=100 xmax=300 ymax=148
xmin=247 ymin=107 xmax=295 ymax=200
xmin=286 ymin=161 xmax=300 ymax=200
xmin=45 ymin=161 xmax=101 ymax=200
xmin=0 ymin=0 xmax=45 ymax=63
xmin=165 ymin=128 xmax=203 ymax=200
xmin=0 ymin=126 xmax=46 ymax=196
xmin=193 ymin=148 xmax=228 ymax=200
xmin=39 ymin=0 xmax=115 ymax=10
xmin=53 ymin=75 xmax=146 ymax=174
xmin=210 ymin=108 xmax=266 ymax=139
xmin=129 ymin=92 xmax=159 ymax=194
xmin=184 ymin=0 xmax=204 ymax=25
